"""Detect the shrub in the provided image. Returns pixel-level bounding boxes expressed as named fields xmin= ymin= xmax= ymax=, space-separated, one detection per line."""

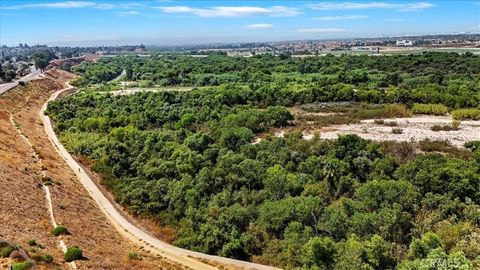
xmin=52 ymin=226 xmax=68 ymax=236
xmin=430 ymin=121 xmax=460 ymax=132
xmin=40 ymin=254 xmax=53 ymax=263
xmin=412 ymin=103 xmax=448 ymax=115
xmin=0 ymin=245 xmax=14 ymax=257
xmin=419 ymin=139 xmax=452 ymax=152
xmin=28 ymin=239 xmax=37 ymax=246
xmin=374 ymin=119 xmax=398 ymax=126
xmin=358 ymin=104 xmax=411 ymax=119
xmin=12 ymin=261 xmax=33 ymax=270
xmin=64 ymin=246 xmax=82 ymax=262
xmin=385 ymin=104 xmax=411 ymax=118
xmin=451 ymin=108 xmax=480 ymax=120
xmin=42 ymin=176 xmax=52 ymax=186
xmin=465 ymin=141 xmax=480 ymax=151
xmin=128 ymin=252 xmax=142 ymax=260
xmin=392 ymin=128 xmax=403 ymax=134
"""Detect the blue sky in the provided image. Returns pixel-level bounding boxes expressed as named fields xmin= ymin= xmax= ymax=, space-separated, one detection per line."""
xmin=1 ymin=1 xmax=479 ymax=46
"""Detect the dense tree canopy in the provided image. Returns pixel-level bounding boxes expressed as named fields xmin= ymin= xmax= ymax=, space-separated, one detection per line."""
xmin=73 ymin=52 xmax=480 ymax=108
xmin=48 ymin=52 xmax=480 ymax=269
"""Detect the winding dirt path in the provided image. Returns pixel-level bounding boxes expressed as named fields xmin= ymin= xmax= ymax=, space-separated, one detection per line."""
xmin=41 ymin=86 xmax=279 ymax=270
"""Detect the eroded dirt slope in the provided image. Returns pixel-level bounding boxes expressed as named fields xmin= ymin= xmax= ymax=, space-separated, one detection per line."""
xmin=0 ymin=70 xmax=192 ymax=269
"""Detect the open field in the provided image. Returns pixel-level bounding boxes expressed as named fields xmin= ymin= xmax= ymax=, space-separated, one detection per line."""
xmin=313 ymin=115 xmax=480 ymax=147
xmin=260 ymin=111 xmax=480 ymax=148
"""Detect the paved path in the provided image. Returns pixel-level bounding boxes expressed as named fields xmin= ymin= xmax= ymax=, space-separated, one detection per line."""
xmin=41 ymin=85 xmax=280 ymax=270
xmin=0 ymin=66 xmax=41 ymax=95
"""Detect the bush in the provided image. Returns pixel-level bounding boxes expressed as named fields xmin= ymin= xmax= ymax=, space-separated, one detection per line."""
xmin=28 ymin=239 xmax=37 ymax=246
xmin=358 ymin=104 xmax=411 ymax=119
xmin=40 ymin=253 xmax=53 ymax=263
xmin=64 ymin=246 xmax=82 ymax=262
xmin=128 ymin=252 xmax=142 ymax=260
xmin=374 ymin=119 xmax=398 ymax=126
xmin=451 ymin=108 xmax=480 ymax=120
xmin=0 ymin=245 xmax=14 ymax=257
xmin=392 ymin=128 xmax=403 ymax=134
xmin=12 ymin=261 xmax=33 ymax=270
xmin=464 ymin=141 xmax=480 ymax=151
xmin=52 ymin=225 xmax=68 ymax=236
xmin=412 ymin=103 xmax=448 ymax=115
xmin=419 ymin=139 xmax=451 ymax=152
xmin=430 ymin=121 xmax=460 ymax=131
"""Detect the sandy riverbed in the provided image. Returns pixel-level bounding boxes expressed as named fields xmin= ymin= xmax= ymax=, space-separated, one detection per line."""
xmin=258 ymin=115 xmax=480 ymax=147
xmin=310 ymin=115 xmax=480 ymax=147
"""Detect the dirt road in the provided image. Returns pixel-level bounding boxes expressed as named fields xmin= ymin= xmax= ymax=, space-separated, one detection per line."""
xmin=41 ymin=86 xmax=279 ymax=270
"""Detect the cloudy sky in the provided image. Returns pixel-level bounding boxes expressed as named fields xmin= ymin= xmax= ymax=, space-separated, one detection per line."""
xmin=1 ymin=0 xmax=479 ymax=46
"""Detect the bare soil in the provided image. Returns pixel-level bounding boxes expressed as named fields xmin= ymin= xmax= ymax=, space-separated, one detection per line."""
xmin=315 ymin=116 xmax=480 ymax=147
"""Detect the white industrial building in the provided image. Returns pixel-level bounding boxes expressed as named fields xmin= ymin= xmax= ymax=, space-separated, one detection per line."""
xmin=396 ymin=40 xmax=413 ymax=46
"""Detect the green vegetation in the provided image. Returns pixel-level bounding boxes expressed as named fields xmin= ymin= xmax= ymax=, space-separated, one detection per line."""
xmin=40 ymin=254 xmax=53 ymax=263
xmin=74 ymin=52 xmax=480 ymax=109
xmin=0 ymin=242 xmax=15 ymax=257
xmin=32 ymin=253 xmax=54 ymax=264
xmin=27 ymin=239 xmax=37 ymax=246
xmin=31 ymin=49 xmax=56 ymax=71
xmin=128 ymin=252 xmax=142 ymax=260
xmin=11 ymin=261 xmax=33 ymax=270
xmin=64 ymin=246 xmax=82 ymax=262
xmin=48 ymin=52 xmax=480 ymax=269
xmin=52 ymin=225 xmax=68 ymax=236
xmin=412 ymin=103 xmax=449 ymax=115
xmin=452 ymin=108 xmax=480 ymax=120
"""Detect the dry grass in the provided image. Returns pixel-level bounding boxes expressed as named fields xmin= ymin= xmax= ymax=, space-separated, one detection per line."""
xmin=419 ymin=139 xmax=472 ymax=159
xmin=292 ymin=103 xmax=410 ymax=129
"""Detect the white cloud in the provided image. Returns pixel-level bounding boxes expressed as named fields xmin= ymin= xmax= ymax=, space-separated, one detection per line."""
xmin=246 ymin=24 xmax=274 ymax=29
xmin=3 ymin=1 xmax=143 ymax=10
xmin=117 ymin=11 xmax=140 ymax=16
xmin=95 ymin=3 xmax=144 ymax=10
xmin=154 ymin=5 xmax=300 ymax=17
xmin=4 ymin=1 xmax=95 ymax=9
xmin=298 ymin=28 xmax=346 ymax=33
xmin=308 ymin=2 xmax=434 ymax=11
xmin=313 ymin=15 xmax=369 ymax=21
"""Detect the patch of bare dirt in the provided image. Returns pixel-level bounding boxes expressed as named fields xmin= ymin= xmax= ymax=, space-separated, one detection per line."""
xmin=316 ymin=116 xmax=480 ymax=147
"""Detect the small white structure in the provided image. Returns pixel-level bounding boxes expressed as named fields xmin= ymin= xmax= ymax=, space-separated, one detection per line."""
xmin=396 ymin=40 xmax=413 ymax=46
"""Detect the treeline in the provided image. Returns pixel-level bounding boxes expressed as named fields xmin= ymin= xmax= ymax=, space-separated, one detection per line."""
xmin=73 ymin=52 xmax=480 ymax=108
xmin=47 ymin=83 xmax=480 ymax=269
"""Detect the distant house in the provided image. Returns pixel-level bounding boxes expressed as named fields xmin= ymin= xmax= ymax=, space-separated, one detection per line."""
xmin=396 ymin=40 xmax=413 ymax=46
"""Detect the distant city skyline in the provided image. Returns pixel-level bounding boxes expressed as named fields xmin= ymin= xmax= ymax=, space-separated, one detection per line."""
xmin=1 ymin=0 xmax=479 ymax=46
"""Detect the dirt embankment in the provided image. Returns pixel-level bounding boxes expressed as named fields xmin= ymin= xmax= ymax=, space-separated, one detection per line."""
xmin=0 ymin=70 xmax=191 ymax=269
